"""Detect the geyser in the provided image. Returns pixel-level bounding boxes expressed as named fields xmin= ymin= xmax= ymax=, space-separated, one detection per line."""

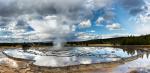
xmin=53 ymin=38 xmax=65 ymax=50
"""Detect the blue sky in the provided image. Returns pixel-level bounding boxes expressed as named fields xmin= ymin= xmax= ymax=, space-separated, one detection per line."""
xmin=0 ymin=0 xmax=149 ymax=42
xmin=74 ymin=0 xmax=150 ymax=40
xmin=76 ymin=0 xmax=144 ymax=35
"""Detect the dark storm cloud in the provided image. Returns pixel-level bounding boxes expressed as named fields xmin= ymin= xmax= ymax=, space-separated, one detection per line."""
xmin=16 ymin=19 xmax=33 ymax=31
xmin=0 ymin=0 xmax=114 ymax=21
xmin=121 ymin=0 xmax=144 ymax=9
xmin=0 ymin=17 xmax=12 ymax=27
xmin=0 ymin=0 xmax=85 ymax=18
xmin=129 ymin=8 xmax=144 ymax=15
xmin=120 ymin=0 xmax=145 ymax=15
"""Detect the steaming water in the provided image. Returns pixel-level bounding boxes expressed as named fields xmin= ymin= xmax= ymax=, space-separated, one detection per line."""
xmin=2 ymin=47 xmax=140 ymax=67
xmin=52 ymin=38 xmax=65 ymax=51
xmin=50 ymin=38 xmax=72 ymax=51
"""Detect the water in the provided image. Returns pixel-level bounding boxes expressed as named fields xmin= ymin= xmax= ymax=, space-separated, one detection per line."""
xmin=0 ymin=47 xmax=150 ymax=73
xmin=114 ymin=52 xmax=150 ymax=73
xmin=2 ymin=47 xmax=140 ymax=67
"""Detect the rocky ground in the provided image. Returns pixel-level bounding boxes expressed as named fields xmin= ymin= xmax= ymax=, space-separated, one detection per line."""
xmin=129 ymin=67 xmax=150 ymax=73
xmin=0 ymin=57 xmax=117 ymax=73
xmin=0 ymin=58 xmax=38 ymax=73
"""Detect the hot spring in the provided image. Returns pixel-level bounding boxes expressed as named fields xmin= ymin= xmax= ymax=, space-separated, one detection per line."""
xmin=2 ymin=47 xmax=143 ymax=67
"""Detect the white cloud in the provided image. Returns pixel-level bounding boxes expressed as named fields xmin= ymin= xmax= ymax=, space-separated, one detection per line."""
xmin=133 ymin=1 xmax=150 ymax=35
xmin=106 ymin=23 xmax=121 ymax=30
xmin=76 ymin=32 xmax=139 ymax=41
xmin=0 ymin=15 xmax=76 ymax=42
xmin=79 ymin=20 xmax=91 ymax=28
xmin=75 ymin=32 xmax=101 ymax=41
xmin=134 ymin=15 xmax=150 ymax=34
xmin=0 ymin=0 xmax=115 ymax=42
xmin=95 ymin=9 xmax=116 ymax=27
xmin=136 ymin=25 xmax=150 ymax=34
xmin=96 ymin=17 xmax=104 ymax=26
xmin=89 ymin=30 xmax=96 ymax=33
xmin=26 ymin=15 xmax=74 ymax=41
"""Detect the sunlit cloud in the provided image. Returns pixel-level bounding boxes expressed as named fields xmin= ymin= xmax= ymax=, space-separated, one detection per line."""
xmin=0 ymin=0 xmax=149 ymax=42
xmin=106 ymin=23 xmax=121 ymax=30
xmin=79 ymin=20 xmax=91 ymax=28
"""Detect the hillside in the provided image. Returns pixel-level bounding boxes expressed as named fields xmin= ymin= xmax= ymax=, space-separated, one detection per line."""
xmin=67 ymin=34 xmax=150 ymax=46
xmin=0 ymin=35 xmax=150 ymax=48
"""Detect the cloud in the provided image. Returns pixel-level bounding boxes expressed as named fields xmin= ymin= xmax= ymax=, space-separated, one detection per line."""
xmin=75 ymin=32 xmax=102 ymax=41
xmin=136 ymin=24 xmax=150 ymax=34
xmin=0 ymin=0 xmax=113 ymax=18
xmin=133 ymin=1 xmax=150 ymax=35
xmin=75 ymin=32 xmax=136 ymax=41
xmin=89 ymin=30 xmax=96 ymax=33
xmin=0 ymin=15 xmax=77 ymax=42
xmin=95 ymin=9 xmax=116 ymax=27
xmin=0 ymin=0 xmax=83 ymax=16
xmin=28 ymin=15 xmax=74 ymax=38
xmin=120 ymin=0 xmax=145 ymax=15
xmin=79 ymin=20 xmax=92 ymax=28
xmin=93 ymin=0 xmax=113 ymax=8
xmin=96 ymin=17 xmax=104 ymax=26
xmin=0 ymin=0 xmax=114 ymax=42
xmin=134 ymin=15 xmax=150 ymax=34
xmin=2 ymin=0 xmax=149 ymax=42
xmin=106 ymin=23 xmax=121 ymax=30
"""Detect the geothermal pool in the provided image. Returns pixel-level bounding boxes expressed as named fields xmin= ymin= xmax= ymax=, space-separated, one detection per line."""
xmin=0 ymin=47 xmax=150 ymax=73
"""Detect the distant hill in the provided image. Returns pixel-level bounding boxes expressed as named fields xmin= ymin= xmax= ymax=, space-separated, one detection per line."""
xmin=0 ymin=34 xmax=150 ymax=48
xmin=67 ymin=34 xmax=150 ymax=45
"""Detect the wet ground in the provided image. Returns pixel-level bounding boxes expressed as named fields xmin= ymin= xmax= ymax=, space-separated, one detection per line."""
xmin=0 ymin=47 xmax=150 ymax=73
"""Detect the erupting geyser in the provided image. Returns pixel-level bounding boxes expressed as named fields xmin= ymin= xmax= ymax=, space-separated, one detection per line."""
xmin=52 ymin=38 xmax=65 ymax=51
